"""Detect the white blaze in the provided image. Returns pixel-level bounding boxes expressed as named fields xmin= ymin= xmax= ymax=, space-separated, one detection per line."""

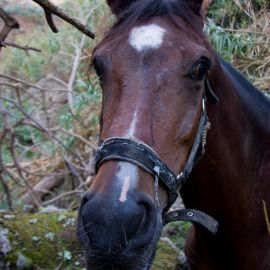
xmin=129 ymin=24 xmax=166 ymax=52
xmin=126 ymin=110 xmax=138 ymax=137
xmin=119 ymin=176 xmax=130 ymax=203
xmin=117 ymin=163 xmax=138 ymax=203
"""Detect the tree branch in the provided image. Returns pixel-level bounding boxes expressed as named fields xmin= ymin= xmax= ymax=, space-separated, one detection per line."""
xmin=32 ymin=0 xmax=95 ymax=39
xmin=0 ymin=7 xmax=20 ymax=42
xmin=4 ymin=41 xmax=42 ymax=54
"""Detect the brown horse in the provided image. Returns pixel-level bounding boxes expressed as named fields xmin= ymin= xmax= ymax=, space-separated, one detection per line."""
xmin=77 ymin=0 xmax=270 ymax=269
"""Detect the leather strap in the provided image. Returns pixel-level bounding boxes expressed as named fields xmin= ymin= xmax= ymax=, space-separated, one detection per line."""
xmin=205 ymin=77 xmax=219 ymax=103
xmin=94 ymin=137 xmax=179 ymax=210
xmin=95 ymin=99 xmax=211 ymax=211
xmin=163 ymin=209 xmax=219 ymax=234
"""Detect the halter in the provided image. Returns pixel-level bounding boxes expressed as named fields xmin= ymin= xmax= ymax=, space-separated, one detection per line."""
xmin=94 ymin=78 xmax=219 ymax=234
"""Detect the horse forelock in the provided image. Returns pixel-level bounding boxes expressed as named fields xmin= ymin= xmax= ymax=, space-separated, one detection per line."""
xmin=100 ymin=0 xmax=204 ymax=46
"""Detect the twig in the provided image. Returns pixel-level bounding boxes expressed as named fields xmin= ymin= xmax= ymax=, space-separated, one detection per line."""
xmin=65 ymin=3 xmax=102 ymax=110
xmin=0 ymin=40 xmax=6 ymax=50
xmin=0 ymin=7 xmax=20 ymax=42
xmin=4 ymin=41 xmax=42 ymax=54
xmin=10 ymin=133 xmax=43 ymax=207
xmin=224 ymin=28 xmax=269 ymax=35
xmin=0 ymin=137 xmax=13 ymax=210
xmin=0 ymin=173 xmax=13 ymax=210
xmin=0 ymin=96 xmax=84 ymax=166
xmin=67 ymin=35 xmax=86 ymax=110
xmin=43 ymin=189 xmax=84 ymax=206
xmin=0 ymin=74 xmax=70 ymax=92
xmin=0 ymin=74 xmax=49 ymax=91
xmin=63 ymin=156 xmax=86 ymax=188
xmin=47 ymin=74 xmax=68 ymax=87
xmin=2 ymin=167 xmax=25 ymax=188
xmin=0 ymin=82 xmax=21 ymax=88
xmin=22 ymin=173 xmax=66 ymax=205
xmin=32 ymin=0 xmax=95 ymax=39
xmin=58 ymin=128 xmax=95 ymax=149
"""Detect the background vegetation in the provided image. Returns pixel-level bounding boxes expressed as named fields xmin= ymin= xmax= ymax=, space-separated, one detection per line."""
xmin=0 ymin=0 xmax=269 ymax=269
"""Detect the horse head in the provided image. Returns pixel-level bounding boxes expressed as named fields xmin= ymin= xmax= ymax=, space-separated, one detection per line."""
xmin=77 ymin=0 xmax=215 ymax=269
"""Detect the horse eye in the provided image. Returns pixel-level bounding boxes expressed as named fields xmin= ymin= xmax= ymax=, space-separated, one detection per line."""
xmin=190 ymin=60 xmax=210 ymax=81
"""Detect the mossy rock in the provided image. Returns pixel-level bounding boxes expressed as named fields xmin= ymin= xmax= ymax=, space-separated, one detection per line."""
xmin=0 ymin=211 xmax=83 ymax=269
xmin=151 ymin=239 xmax=180 ymax=270
xmin=0 ymin=211 xmax=180 ymax=269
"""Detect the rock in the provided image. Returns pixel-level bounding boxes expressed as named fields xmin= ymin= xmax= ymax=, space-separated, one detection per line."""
xmin=0 ymin=229 xmax=12 ymax=255
xmin=0 ymin=211 xmax=181 ymax=270
xmin=151 ymin=238 xmax=180 ymax=270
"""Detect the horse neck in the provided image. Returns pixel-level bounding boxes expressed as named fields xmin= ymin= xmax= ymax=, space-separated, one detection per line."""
xmin=182 ymin=58 xmax=270 ymax=224
xmin=209 ymin=59 xmax=270 ymax=183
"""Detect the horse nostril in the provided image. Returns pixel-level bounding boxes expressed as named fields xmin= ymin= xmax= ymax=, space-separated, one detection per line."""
xmin=78 ymin=192 xmax=156 ymax=249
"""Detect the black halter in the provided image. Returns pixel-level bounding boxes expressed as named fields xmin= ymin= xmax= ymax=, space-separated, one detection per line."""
xmin=94 ymin=78 xmax=219 ymax=234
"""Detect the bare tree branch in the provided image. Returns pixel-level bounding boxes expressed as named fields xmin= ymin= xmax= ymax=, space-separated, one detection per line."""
xmin=22 ymin=173 xmax=66 ymax=206
xmin=0 ymin=40 xmax=6 ymax=49
xmin=58 ymin=128 xmax=95 ymax=149
xmin=0 ymin=74 xmax=70 ymax=92
xmin=0 ymin=96 xmax=84 ymax=167
xmin=65 ymin=4 xmax=101 ymax=110
xmin=0 ymin=1 xmax=101 ymax=210
xmin=32 ymin=0 xmax=95 ymax=39
xmin=42 ymin=189 xmax=84 ymax=206
xmin=0 ymin=7 xmax=20 ymax=42
xmin=0 ymin=173 xmax=13 ymax=210
xmin=4 ymin=41 xmax=42 ymax=54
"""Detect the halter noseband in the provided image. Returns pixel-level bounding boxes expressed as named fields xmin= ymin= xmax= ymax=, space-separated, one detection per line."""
xmin=94 ymin=78 xmax=219 ymax=234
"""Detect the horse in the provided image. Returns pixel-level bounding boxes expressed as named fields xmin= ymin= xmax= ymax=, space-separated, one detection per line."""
xmin=77 ymin=0 xmax=270 ymax=269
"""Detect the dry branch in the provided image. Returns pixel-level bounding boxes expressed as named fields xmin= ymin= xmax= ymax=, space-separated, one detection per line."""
xmin=32 ymin=0 xmax=95 ymax=39
xmin=0 ymin=74 xmax=69 ymax=92
xmin=4 ymin=41 xmax=42 ymax=54
xmin=22 ymin=173 xmax=66 ymax=206
xmin=0 ymin=1 xmax=101 ymax=210
xmin=0 ymin=40 xmax=6 ymax=49
xmin=0 ymin=7 xmax=19 ymax=42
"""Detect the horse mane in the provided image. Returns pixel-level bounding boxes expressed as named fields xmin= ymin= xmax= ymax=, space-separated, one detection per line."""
xmin=104 ymin=0 xmax=203 ymax=41
xmin=220 ymin=58 xmax=270 ymax=119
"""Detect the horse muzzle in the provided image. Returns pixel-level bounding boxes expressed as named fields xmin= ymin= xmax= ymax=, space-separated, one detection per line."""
xmin=77 ymin=162 xmax=163 ymax=269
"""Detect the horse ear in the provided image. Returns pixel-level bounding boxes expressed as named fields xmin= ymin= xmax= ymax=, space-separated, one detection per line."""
xmin=106 ymin=0 xmax=135 ymax=16
xmin=201 ymin=0 xmax=212 ymax=16
xmin=190 ymin=0 xmax=212 ymax=17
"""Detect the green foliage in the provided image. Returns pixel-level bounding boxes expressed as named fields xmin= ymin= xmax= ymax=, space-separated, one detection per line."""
xmin=209 ymin=0 xmax=269 ymax=28
xmin=1 ymin=211 xmax=84 ymax=269
xmin=206 ymin=21 xmax=255 ymax=61
xmin=164 ymin=222 xmax=191 ymax=248
xmin=0 ymin=0 xmax=107 ymax=170
xmin=58 ymin=77 xmax=101 ymax=148
xmin=0 ymin=30 xmax=61 ymax=82
xmin=206 ymin=0 xmax=265 ymax=61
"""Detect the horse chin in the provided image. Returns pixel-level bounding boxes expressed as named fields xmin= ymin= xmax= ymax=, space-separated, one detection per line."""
xmin=77 ymin=211 xmax=163 ymax=270
xmin=82 ymin=238 xmax=159 ymax=270
xmin=85 ymin=249 xmax=156 ymax=270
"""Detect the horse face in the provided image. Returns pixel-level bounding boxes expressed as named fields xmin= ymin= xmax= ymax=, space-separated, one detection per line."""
xmin=77 ymin=1 xmax=212 ymax=269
